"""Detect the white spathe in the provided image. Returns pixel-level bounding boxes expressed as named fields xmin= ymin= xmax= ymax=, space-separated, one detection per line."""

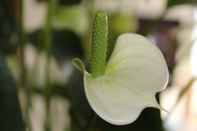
xmin=84 ymin=33 xmax=169 ymax=125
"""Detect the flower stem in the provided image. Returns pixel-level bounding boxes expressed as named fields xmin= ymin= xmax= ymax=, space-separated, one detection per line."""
xmin=18 ymin=0 xmax=32 ymax=130
xmin=91 ymin=11 xmax=108 ymax=77
xmin=43 ymin=0 xmax=55 ymax=130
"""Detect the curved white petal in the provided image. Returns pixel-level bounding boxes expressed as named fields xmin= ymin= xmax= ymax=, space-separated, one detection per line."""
xmin=84 ymin=33 xmax=169 ymax=125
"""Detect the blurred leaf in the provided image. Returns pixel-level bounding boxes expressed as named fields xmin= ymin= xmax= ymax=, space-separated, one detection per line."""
xmin=108 ymin=13 xmax=138 ymax=58
xmin=110 ymin=13 xmax=138 ymax=34
xmin=0 ymin=0 xmax=18 ymax=55
xmin=0 ymin=54 xmax=24 ymax=131
xmin=92 ymin=108 xmax=165 ymax=131
xmin=53 ymin=6 xmax=89 ymax=35
xmin=57 ymin=0 xmax=82 ymax=6
xmin=29 ymin=29 xmax=83 ymax=60
xmin=168 ymin=0 xmax=197 ymax=7
xmin=37 ymin=0 xmax=81 ymax=5
xmin=51 ymin=30 xmax=83 ymax=59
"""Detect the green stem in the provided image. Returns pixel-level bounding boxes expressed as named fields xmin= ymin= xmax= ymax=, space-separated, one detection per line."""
xmin=19 ymin=0 xmax=25 ymax=91
xmin=43 ymin=0 xmax=55 ymax=131
xmin=91 ymin=11 xmax=108 ymax=77
xmin=19 ymin=0 xmax=32 ymax=131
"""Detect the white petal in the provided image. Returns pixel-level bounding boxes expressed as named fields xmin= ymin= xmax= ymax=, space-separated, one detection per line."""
xmin=84 ymin=33 xmax=169 ymax=125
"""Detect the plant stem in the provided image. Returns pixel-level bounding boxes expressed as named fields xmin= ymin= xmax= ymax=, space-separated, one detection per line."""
xmin=44 ymin=0 xmax=55 ymax=130
xmin=91 ymin=11 xmax=108 ymax=77
xmin=18 ymin=0 xmax=32 ymax=131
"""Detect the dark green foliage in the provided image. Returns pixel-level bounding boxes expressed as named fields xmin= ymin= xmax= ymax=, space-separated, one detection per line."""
xmin=57 ymin=0 xmax=82 ymax=6
xmin=0 ymin=2 xmax=24 ymax=130
xmin=51 ymin=30 xmax=83 ymax=60
xmin=29 ymin=29 xmax=83 ymax=60
xmin=0 ymin=0 xmax=18 ymax=54
xmin=168 ymin=0 xmax=197 ymax=7
xmin=69 ymin=69 xmax=94 ymax=131
xmin=0 ymin=54 xmax=24 ymax=131
xmin=95 ymin=108 xmax=164 ymax=131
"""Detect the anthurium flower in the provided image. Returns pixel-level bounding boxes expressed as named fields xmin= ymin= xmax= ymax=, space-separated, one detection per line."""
xmin=73 ymin=12 xmax=169 ymax=126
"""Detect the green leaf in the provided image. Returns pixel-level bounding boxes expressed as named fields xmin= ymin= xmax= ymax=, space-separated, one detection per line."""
xmin=84 ymin=33 xmax=169 ymax=125
xmin=53 ymin=6 xmax=89 ymax=35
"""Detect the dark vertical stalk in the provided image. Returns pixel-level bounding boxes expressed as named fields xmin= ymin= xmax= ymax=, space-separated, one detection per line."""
xmin=43 ymin=0 xmax=55 ymax=130
xmin=18 ymin=0 xmax=32 ymax=131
